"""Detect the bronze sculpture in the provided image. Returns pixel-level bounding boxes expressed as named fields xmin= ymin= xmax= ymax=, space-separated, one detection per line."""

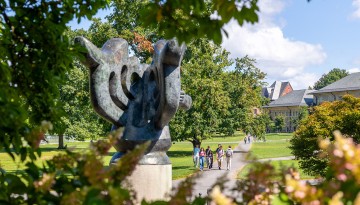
xmin=75 ymin=37 xmax=191 ymax=165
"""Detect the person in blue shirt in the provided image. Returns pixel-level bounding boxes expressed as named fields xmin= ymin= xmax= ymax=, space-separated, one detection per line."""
xmin=193 ymin=144 xmax=200 ymax=168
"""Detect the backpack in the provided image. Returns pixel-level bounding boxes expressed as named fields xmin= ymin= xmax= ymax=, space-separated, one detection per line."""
xmin=226 ymin=150 xmax=232 ymax=157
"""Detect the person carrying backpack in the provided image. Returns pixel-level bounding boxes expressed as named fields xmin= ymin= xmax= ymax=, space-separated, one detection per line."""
xmin=225 ymin=145 xmax=233 ymax=171
xmin=217 ymin=145 xmax=224 ymax=170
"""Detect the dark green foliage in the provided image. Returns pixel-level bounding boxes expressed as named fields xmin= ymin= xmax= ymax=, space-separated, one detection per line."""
xmin=313 ymin=68 xmax=349 ymax=90
xmin=50 ymin=21 xmax=119 ymax=143
xmin=290 ymin=95 xmax=360 ymax=176
xmin=108 ymin=0 xmax=259 ymax=47
xmin=292 ymin=106 xmax=309 ymax=130
xmin=0 ymin=0 xmax=107 ymax=155
xmin=107 ymin=0 xmax=161 ymax=63
xmin=0 ymin=134 xmax=146 ymax=204
xmin=139 ymin=0 xmax=259 ymax=44
xmin=222 ymin=57 xmax=266 ymax=136
xmin=248 ymin=114 xmax=272 ymax=141
xmin=274 ymin=115 xmax=285 ymax=132
xmin=170 ymin=47 xmax=266 ymax=146
xmin=170 ymin=39 xmax=232 ymax=147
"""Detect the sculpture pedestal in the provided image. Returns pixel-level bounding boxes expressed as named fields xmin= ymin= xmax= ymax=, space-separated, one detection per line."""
xmin=126 ymin=164 xmax=172 ymax=202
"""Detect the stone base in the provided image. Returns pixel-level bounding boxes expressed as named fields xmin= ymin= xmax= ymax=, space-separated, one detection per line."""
xmin=125 ymin=164 xmax=172 ymax=202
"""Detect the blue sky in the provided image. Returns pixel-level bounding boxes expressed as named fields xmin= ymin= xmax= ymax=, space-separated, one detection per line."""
xmin=69 ymin=0 xmax=360 ymax=89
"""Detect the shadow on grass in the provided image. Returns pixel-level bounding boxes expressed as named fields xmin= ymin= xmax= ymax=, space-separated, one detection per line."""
xmin=233 ymin=150 xmax=249 ymax=154
xmin=172 ymin=166 xmax=194 ymax=170
xmin=167 ymin=151 xmax=192 ymax=158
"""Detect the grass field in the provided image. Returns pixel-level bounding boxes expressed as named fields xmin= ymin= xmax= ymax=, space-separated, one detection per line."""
xmin=0 ymin=134 xmax=242 ymax=180
xmin=248 ymin=133 xmax=293 ymax=159
xmin=237 ymin=160 xmax=313 ymax=180
xmin=238 ymin=133 xmax=314 ymax=180
xmin=170 ymin=134 xmax=241 ymax=179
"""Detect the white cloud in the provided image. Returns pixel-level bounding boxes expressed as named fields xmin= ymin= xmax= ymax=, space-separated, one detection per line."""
xmin=352 ymin=0 xmax=360 ymax=18
xmin=348 ymin=67 xmax=360 ymax=73
xmin=221 ymin=0 xmax=326 ymax=89
xmin=288 ymin=73 xmax=319 ymax=90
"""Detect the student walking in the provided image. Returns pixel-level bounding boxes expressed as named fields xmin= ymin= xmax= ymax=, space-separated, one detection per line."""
xmin=193 ymin=145 xmax=200 ymax=168
xmin=205 ymin=146 xmax=213 ymax=169
xmin=225 ymin=146 xmax=233 ymax=171
xmin=216 ymin=145 xmax=224 ymax=170
xmin=199 ymin=147 xmax=206 ymax=171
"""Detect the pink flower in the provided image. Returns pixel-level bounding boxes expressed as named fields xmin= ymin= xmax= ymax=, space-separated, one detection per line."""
xmin=333 ymin=149 xmax=343 ymax=157
xmin=337 ymin=174 xmax=347 ymax=181
xmin=345 ymin=163 xmax=354 ymax=170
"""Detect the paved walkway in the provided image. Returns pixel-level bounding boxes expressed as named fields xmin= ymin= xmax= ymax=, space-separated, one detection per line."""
xmin=172 ymin=142 xmax=298 ymax=199
xmin=256 ymin=156 xmax=295 ymax=162
xmin=172 ymin=141 xmax=251 ymax=198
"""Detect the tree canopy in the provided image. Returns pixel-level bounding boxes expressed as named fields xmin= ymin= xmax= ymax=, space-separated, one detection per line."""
xmin=170 ymin=45 xmax=266 ymax=146
xmin=107 ymin=0 xmax=259 ymax=47
xmin=290 ymin=95 xmax=360 ymax=176
xmin=0 ymin=0 xmax=108 ymax=156
xmin=51 ymin=20 xmax=119 ymax=146
xmin=138 ymin=0 xmax=259 ymax=44
xmin=313 ymin=68 xmax=349 ymax=90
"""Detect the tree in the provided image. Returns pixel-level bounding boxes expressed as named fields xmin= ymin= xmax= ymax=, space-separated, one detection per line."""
xmin=274 ymin=115 xmax=285 ymax=133
xmin=139 ymin=0 xmax=259 ymax=44
xmin=289 ymin=95 xmax=360 ymax=176
xmin=108 ymin=0 xmax=259 ymax=46
xmin=107 ymin=0 xmax=160 ymax=63
xmin=56 ymin=62 xmax=110 ymax=142
xmin=250 ymin=113 xmax=272 ymax=141
xmin=313 ymin=68 xmax=349 ymax=90
xmin=51 ymin=20 xmax=118 ymax=148
xmin=221 ymin=56 xmax=266 ymax=136
xmin=0 ymin=0 xmax=107 ymax=156
xmin=170 ymin=39 xmax=232 ymax=147
xmin=292 ymin=106 xmax=309 ymax=130
xmin=170 ymin=50 xmax=266 ymax=147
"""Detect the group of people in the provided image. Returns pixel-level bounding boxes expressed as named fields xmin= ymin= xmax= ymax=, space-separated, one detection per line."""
xmin=192 ymin=144 xmax=233 ymax=171
xmin=244 ymin=134 xmax=252 ymax=144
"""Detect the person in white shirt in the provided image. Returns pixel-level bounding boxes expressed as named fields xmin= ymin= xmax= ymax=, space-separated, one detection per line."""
xmin=225 ymin=145 xmax=233 ymax=171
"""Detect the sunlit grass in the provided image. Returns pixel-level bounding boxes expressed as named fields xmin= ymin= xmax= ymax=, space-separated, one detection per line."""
xmin=237 ymin=160 xmax=313 ymax=180
xmin=0 ymin=132 xmax=243 ymax=180
xmin=248 ymin=140 xmax=292 ymax=159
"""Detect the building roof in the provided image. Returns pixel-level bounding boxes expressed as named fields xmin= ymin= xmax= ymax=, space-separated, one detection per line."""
xmin=280 ymin=82 xmax=292 ymax=96
xmin=311 ymin=72 xmax=360 ymax=94
xmin=262 ymin=81 xmax=292 ymax=101
xmin=263 ymin=89 xmax=313 ymax=108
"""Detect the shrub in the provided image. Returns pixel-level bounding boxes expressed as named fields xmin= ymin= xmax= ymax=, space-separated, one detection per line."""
xmin=289 ymin=95 xmax=360 ymax=176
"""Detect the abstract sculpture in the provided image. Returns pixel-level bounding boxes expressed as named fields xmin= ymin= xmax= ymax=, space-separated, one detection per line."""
xmin=75 ymin=37 xmax=192 ymax=165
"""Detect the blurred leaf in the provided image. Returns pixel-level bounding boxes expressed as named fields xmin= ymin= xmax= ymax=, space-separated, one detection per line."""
xmin=4 ymin=174 xmax=27 ymax=194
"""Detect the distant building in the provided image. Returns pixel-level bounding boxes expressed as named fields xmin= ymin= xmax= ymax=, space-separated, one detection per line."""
xmin=311 ymin=72 xmax=360 ymax=105
xmin=263 ymin=89 xmax=313 ymax=132
xmin=262 ymin=81 xmax=293 ymax=101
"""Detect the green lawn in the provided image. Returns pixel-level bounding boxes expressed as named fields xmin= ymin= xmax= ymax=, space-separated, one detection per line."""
xmin=238 ymin=133 xmax=314 ymax=180
xmin=248 ymin=133 xmax=293 ymax=159
xmin=237 ymin=160 xmax=313 ymax=180
xmin=262 ymin=133 xmax=293 ymax=141
xmin=0 ymin=133 xmax=242 ymax=180
xmin=169 ymin=133 xmax=242 ymax=179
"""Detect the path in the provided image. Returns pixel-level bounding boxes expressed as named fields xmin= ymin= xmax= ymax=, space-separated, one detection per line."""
xmin=172 ymin=142 xmax=298 ymax=198
xmin=172 ymin=141 xmax=251 ymax=198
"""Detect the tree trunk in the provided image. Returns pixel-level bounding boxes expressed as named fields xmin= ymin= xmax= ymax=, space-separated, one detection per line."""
xmin=191 ymin=137 xmax=201 ymax=148
xmin=58 ymin=133 xmax=65 ymax=149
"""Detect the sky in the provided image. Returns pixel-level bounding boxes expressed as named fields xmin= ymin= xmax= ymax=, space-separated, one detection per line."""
xmin=69 ymin=0 xmax=360 ymax=89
